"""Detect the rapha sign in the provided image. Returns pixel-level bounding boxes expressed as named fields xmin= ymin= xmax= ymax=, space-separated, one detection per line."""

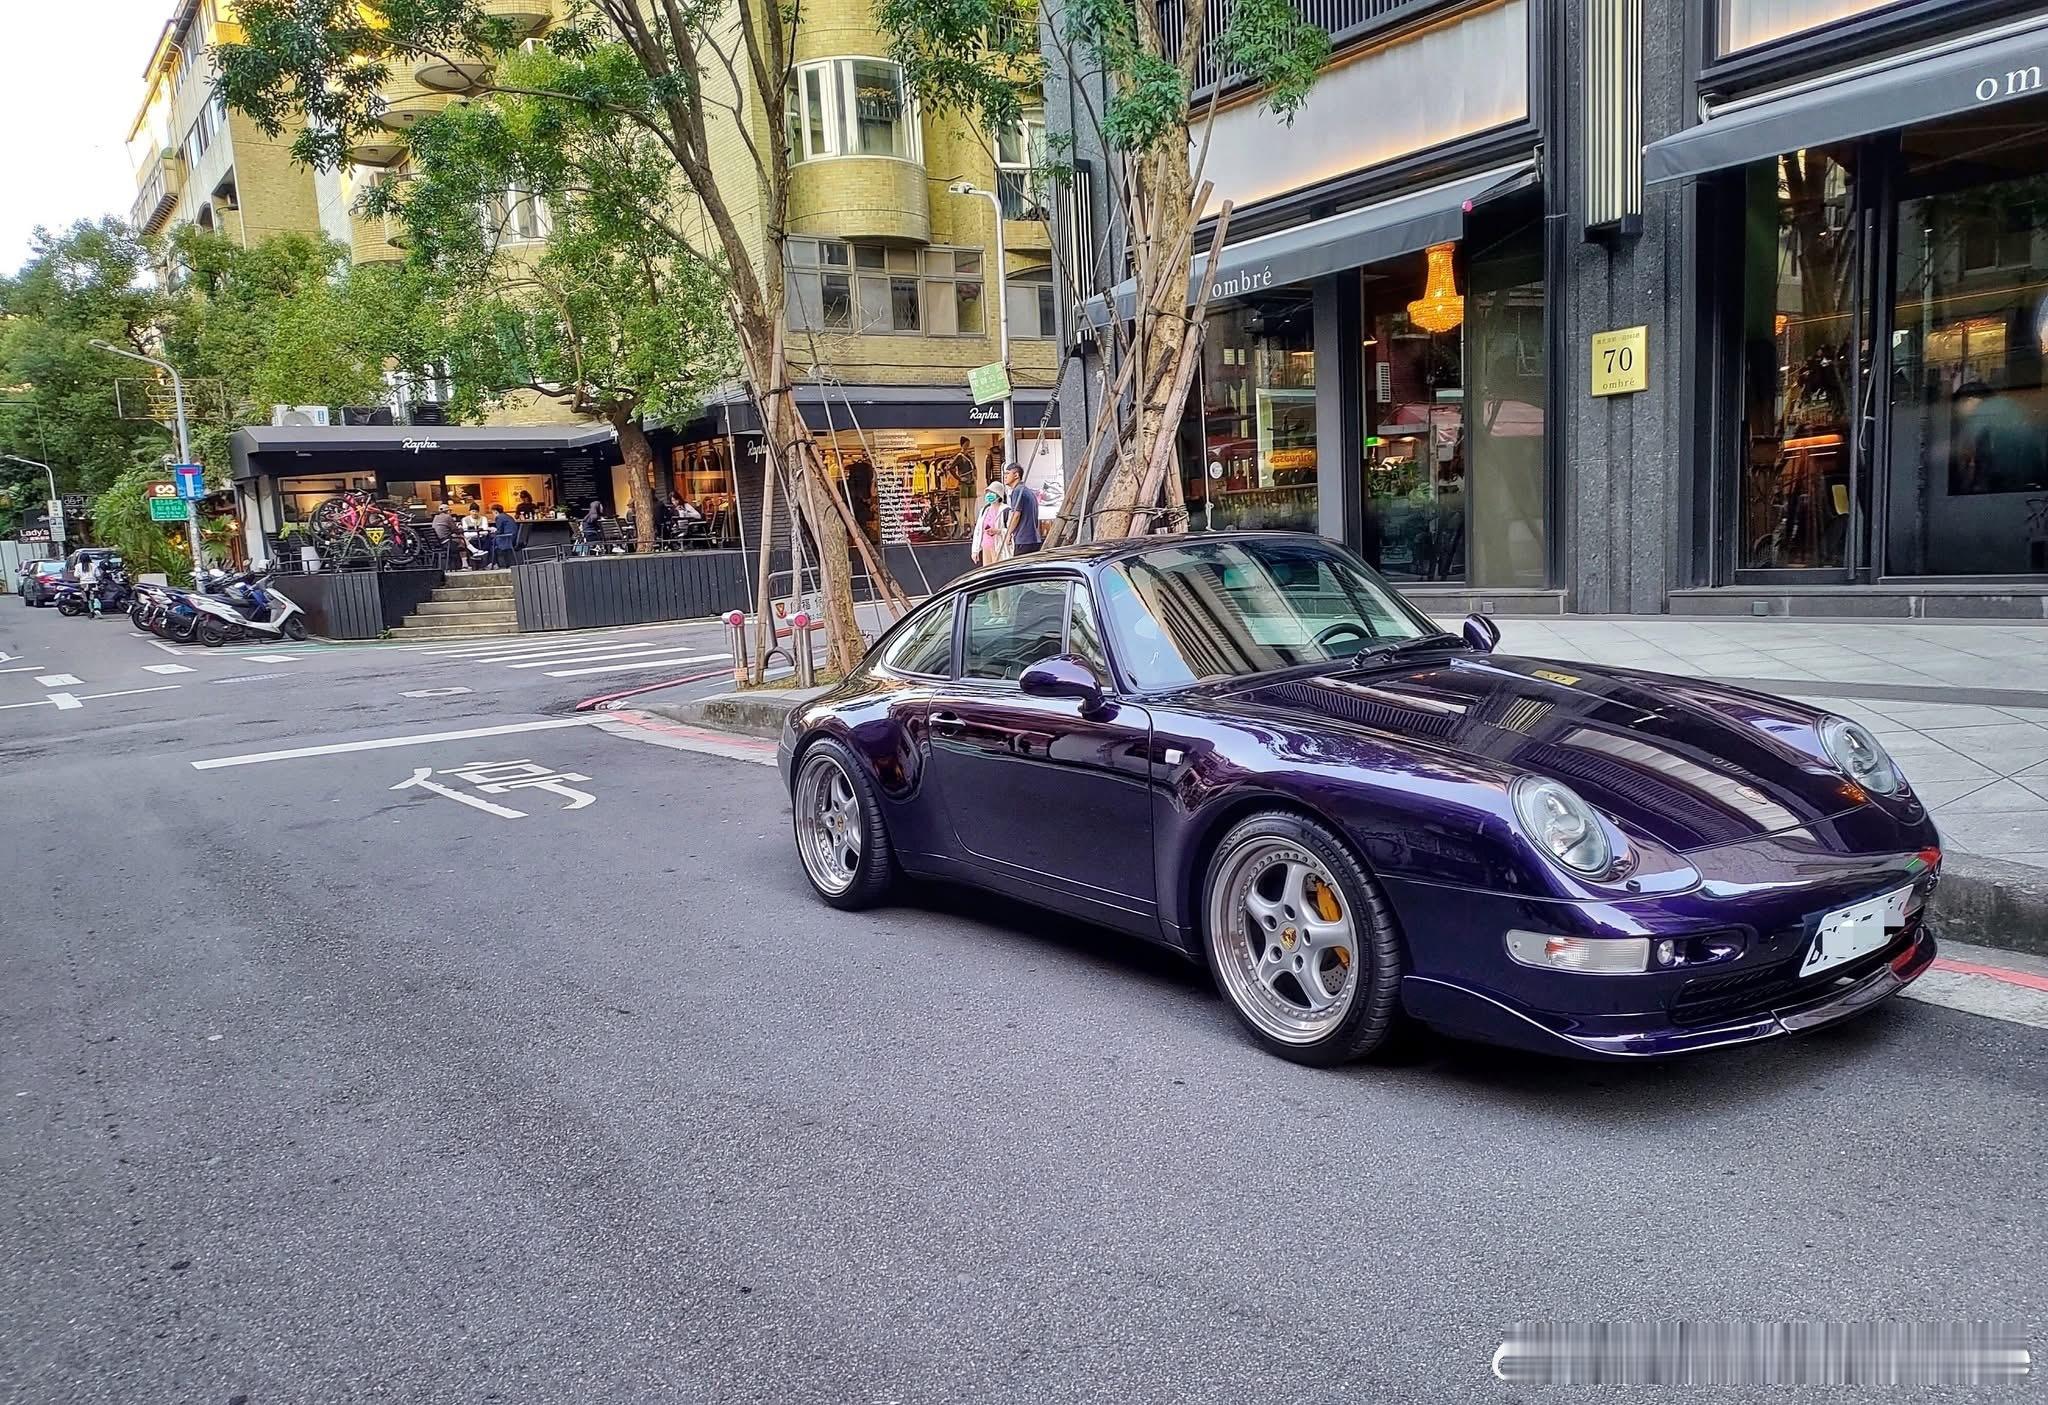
xmin=1976 ymin=64 xmax=2044 ymax=103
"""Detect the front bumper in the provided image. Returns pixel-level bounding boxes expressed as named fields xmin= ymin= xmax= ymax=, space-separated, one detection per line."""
xmin=1401 ymin=925 xmax=1937 ymax=1060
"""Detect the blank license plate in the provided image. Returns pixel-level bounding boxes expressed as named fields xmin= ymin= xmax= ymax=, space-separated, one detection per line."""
xmin=1801 ymin=886 xmax=1912 ymax=979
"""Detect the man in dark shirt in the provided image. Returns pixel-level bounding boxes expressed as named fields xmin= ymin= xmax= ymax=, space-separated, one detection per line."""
xmin=1002 ymin=463 xmax=1041 ymax=556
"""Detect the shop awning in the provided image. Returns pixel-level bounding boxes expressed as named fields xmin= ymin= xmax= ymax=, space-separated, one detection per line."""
xmin=1644 ymin=20 xmax=2048 ymax=186
xmin=229 ymin=423 xmax=619 ymax=480
xmin=1082 ymin=158 xmax=1537 ymax=326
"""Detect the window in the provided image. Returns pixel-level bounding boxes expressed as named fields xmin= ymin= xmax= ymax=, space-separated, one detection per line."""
xmin=1066 ymin=583 xmax=1109 ymax=678
xmin=1006 ymin=267 xmax=1057 ymax=339
xmin=484 ymin=190 xmax=551 ymax=243
xmin=880 ymin=597 xmax=956 ymax=676
xmin=787 ymin=242 xmax=981 ymax=337
xmin=922 ymin=248 xmax=985 ymax=337
xmin=786 ymin=59 xmax=920 ymax=164
xmin=963 ymin=580 xmax=1072 ymax=681
xmin=996 ymin=110 xmax=1049 ymax=220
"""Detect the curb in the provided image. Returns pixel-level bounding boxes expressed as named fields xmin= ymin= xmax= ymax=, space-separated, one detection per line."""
xmin=641 ymin=692 xmax=2048 ymax=959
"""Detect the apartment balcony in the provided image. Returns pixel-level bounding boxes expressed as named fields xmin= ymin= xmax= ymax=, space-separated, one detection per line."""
xmin=131 ymin=152 xmax=185 ymax=235
xmin=347 ymin=127 xmax=408 ymax=166
xmin=414 ymin=51 xmax=495 ymax=92
xmin=350 ymin=210 xmax=404 ymax=265
xmin=479 ymin=0 xmax=554 ymax=32
xmin=374 ymin=72 xmax=453 ymax=132
xmin=788 ymin=158 xmax=930 ymax=245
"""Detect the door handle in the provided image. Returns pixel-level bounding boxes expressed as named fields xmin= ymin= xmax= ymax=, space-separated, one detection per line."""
xmin=930 ymin=712 xmax=965 ymax=734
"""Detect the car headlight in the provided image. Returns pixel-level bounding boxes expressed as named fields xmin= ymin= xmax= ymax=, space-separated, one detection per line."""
xmin=1819 ymin=716 xmax=1903 ymax=796
xmin=1511 ymin=776 xmax=1614 ymax=877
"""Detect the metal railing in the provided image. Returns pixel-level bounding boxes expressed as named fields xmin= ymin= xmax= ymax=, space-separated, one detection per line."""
xmin=1156 ymin=0 xmax=1449 ymax=96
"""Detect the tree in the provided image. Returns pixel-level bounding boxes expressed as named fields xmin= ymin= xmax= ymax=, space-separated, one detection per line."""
xmin=365 ymin=46 xmax=736 ymax=549
xmin=877 ymin=0 xmax=1331 ymax=540
xmin=219 ymin=0 xmax=909 ymax=678
xmin=0 ymin=220 xmax=177 ymax=497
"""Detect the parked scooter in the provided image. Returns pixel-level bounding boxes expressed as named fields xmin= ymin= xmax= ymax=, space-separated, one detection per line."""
xmin=187 ymin=566 xmax=309 ymax=646
xmin=55 ymin=564 xmax=132 ymax=618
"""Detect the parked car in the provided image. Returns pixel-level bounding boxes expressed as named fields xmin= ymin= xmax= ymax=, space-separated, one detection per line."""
xmin=65 ymin=546 xmax=123 ymax=576
xmin=17 ymin=558 xmax=66 ymax=607
xmin=778 ymin=532 xmax=1940 ymax=1065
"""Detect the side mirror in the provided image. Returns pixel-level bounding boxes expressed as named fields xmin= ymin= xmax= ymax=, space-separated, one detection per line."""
xmin=1020 ymin=655 xmax=1108 ymax=715
xmin=1461 ymin=613 xmax=1500 ymax=653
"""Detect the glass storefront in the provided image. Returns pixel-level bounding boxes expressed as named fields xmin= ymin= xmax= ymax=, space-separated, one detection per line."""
xmin=814 ymin=430 xmax=1059 ymax=545
xmin=1723 ymin=95 xmax=2048 ymax=580
xmin=1184 ymin=289 xmax=1320 ymax=534
xmin=1886 ymin=101 xmax=2048 ymax=575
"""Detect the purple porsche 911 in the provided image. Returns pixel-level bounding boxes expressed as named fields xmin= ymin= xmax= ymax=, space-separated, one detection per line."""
xmin=778 ymin=532 xmax=1940 ymax=1064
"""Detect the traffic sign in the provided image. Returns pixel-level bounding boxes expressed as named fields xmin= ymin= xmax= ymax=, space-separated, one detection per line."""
xmin=61 ymin=493 xmax=86 ymax=516
xmin=969 ymin=361 xmax=1012 ymax=405
xmin=47 ymin=498 xmax=64 ymax=530
xmin=149 ymin=496 xmax=190 ymax=522
xmin=174 ymin=465 xmax=206 ymax=500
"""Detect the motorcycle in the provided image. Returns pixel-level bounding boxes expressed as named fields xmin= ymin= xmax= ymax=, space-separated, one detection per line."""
xmin=55 ymin=567 xmax=132 ymax=619
xmin=187 ymin=567 xmax=309 ymax=646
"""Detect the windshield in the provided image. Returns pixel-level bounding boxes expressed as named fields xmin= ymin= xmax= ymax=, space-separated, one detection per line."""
xmin=1098 ymin=536 xmax=1442 ymax=689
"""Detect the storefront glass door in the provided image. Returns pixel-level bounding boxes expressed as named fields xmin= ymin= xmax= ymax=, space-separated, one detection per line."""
xmin=1733 ymin=146 xmax=1865 ymax=576
xmin=1884 ymin=96 xmax=2048 ymax=576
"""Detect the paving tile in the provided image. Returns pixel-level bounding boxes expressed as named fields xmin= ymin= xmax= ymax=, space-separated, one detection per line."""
xmin=1873 ymin=704 xmax=2030 ymax=730
xmin=1911 ymin=779 xmax=2006 ymax=810
xmin=1877 ymin=742 xmax=2000 ymax=785
xmin=1929 ymin=779 xmax=2044 ymax=814
xmin=1895 ymin=724 xmax=2048 ymax=776
xmin=1983 ymin=850 xmax=2048 ymax=872
xmin=1933 ymin=811 xmax=2048 ymax=858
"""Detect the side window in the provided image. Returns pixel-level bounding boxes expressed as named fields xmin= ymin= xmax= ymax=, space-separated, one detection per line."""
xmin=963 ymin=579 xmax=1070 ymax=681
xmin=1065 ymin=583 xmax=1111 ymax=679
xmin=880 ymin=597 xmax=955 ymax=676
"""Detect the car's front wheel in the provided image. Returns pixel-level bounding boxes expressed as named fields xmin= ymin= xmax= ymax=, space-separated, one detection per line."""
xmin=791 ymin=738 xmax=894 ymax=910
xmin=1203 ymin=811 xmax=1407 ymax=1065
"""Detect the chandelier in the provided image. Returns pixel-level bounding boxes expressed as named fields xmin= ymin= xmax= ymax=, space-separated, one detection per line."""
xmin=1407 ymin=242 xmax=1464 ymax=334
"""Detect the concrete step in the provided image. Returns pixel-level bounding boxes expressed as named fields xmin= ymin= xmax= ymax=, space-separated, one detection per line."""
xmin=416 ymin=597 xmax=517 ymax=616
xmin=433 ymin=583 xmax=515 ymax=601
xmin=390 ymin=621 xmax=523 ymax=640
xmin=395 ymin=608 xmax=515 ymax=628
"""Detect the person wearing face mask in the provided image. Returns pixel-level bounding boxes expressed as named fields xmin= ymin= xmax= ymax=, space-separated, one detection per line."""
xmin=971 ymin=482 xmax=1008 ymax=567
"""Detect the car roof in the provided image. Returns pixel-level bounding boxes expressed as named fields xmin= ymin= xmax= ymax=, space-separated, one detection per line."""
xmin=963 ymin=530 xmax=1332 ymax=583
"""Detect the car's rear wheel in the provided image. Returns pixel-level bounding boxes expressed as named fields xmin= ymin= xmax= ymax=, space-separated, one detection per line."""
xmin=791 ymin=739 xmax=893 ymax=909
xmin=1203 ymin=811 xmax=1406 ymax=1065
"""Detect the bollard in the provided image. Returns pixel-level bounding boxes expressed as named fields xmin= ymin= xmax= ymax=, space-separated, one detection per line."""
xmin=790 ymin=612 xmax=816 ymax=688
xmin=725 ymin=609 xmax=749 ymax=687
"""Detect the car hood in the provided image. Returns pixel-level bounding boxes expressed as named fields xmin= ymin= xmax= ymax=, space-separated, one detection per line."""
xmin=1215 ymin=652 xmax=1872 ymax=850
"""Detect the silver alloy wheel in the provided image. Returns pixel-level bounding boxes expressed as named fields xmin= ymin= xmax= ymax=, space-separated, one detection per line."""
xmin=1209 ymin=838 xmax=1360 ymax=1045
xmin=794 ymin=751 xmax=863 ymax=895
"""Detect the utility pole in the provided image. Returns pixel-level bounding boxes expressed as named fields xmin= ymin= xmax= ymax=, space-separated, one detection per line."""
xmin=90 ymin=341 xmax=206 ymax=576
xmin=948 ymin=181 xmax=1015 ymax=469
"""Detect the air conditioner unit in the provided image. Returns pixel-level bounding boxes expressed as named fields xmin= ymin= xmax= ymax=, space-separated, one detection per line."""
xmin=341 ymin=405 xmax=395 ymax=426
xmin=271 ymin=404 xmax=331 ymax=427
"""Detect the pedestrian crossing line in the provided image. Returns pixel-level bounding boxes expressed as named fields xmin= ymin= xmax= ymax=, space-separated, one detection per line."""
xmin=544 ymin=652 xmax=732 ymax=679
xmin=504 ymin=642 xmax=726 ymax=670
xmin=144 ymin=663 xmax=196 ymax=675
xmin=414 ymin=632 xmax=673 ymax=661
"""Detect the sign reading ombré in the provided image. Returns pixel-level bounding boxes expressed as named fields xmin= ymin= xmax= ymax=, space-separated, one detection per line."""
xmin=1590 ymin=326 xmax=1649 ymax=397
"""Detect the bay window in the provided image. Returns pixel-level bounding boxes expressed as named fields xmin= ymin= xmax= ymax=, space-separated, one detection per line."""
xmin=786 ymin=59 xmax=921 ymax=164
xmin=1006 ymin=267 xmax=1057 ymax=338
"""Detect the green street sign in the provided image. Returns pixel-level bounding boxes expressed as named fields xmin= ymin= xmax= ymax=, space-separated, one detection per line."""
xmin=969 ymin=361 xmax=1012 ymax=405
xmin=149 ymin=496 xmax=190 ymax=522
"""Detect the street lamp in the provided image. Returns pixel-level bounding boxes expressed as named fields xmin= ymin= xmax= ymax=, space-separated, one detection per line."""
xmin=948 ymin=179 xmax=1014 ymax=469
xmin=1 ymin=452 xmax=62 ymax=549
xmin=88 ymin=339 xmax=206 ymax=573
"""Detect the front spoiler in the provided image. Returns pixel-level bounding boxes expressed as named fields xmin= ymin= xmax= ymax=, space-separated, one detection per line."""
xmin=1401 ymin=927 xmax=1938 ymax=1060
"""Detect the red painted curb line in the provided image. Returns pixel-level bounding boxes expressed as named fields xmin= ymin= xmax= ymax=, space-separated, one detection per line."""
xmin=1930 ymin=957 xmax=2048 ymax=993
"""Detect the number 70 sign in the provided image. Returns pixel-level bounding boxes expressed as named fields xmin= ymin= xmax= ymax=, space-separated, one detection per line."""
xmin=1590 ymin=325 xmax=1649 ymax=397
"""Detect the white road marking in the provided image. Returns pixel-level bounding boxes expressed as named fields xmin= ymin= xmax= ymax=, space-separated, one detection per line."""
xmin=505 ymin=642 xmax=727 ymax=670
xmin=0 ymin=698 xmax=52 ymax=711
xmin=0 ymin=664 xmax=48 ymax=674
xmin=35 ymin=674 xmax=81 ymax=687
xmin=595 ymin=712 xmax=778 ymax=766
xmin=46 ymin=692 xmax=82 ymax=710
xmin=544 ymin=652 xmax=731 ymax=679
xmin=76 ymin=685 xmax=181 ymax=702
xmin=401 ymin=686 xmax=474 ymax=698
xmin=438 ymin=637 xmax=679 ymax=665
xmin=144 ymin=663 xmax=195 ymax=675
xmin=243 ymin=654 xmax=301 ymax=664
xmin=191 ymin=715 xmax=604 ymax=770
xmin=147 ymin=640 xmax=186 ymax=655
xmin=389 ymin=770 xmax=526 ymax=819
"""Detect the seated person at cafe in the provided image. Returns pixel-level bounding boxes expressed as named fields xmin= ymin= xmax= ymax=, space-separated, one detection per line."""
xmin=515 ymin=489 xmax=538 ymax=518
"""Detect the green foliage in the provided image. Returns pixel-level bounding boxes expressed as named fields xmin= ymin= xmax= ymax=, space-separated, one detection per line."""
xmin=381 ymin=44 xmax=736 ymax=428
xmin=92 ymin=463 xmax=194 ymax=583
xmin=1214 ymin=0 xmax=1330 ymax=121
xmin=0 ymin=221 xmax=176 ymax=497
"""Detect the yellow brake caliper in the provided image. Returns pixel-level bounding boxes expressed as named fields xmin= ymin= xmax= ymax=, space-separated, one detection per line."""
xmin=1310 ymin=878 xmax=1350 ymax=969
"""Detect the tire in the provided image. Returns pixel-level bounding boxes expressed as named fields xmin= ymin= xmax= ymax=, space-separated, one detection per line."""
xmin=57 ymin=597 xmax=83 ymax=617
xmin=196 ymin=616 xmax=230 ymax=647
xmin=790 ymin=737 xmax=894 ymax=910
xmin=1202 ymin=810 xmax=1407 ymax=1066
xmin=282 ymin=615 xmax=308 ymax=642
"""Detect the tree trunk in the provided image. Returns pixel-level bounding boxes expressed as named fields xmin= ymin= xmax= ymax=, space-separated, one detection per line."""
xmin=616 ymin=414 xmax=659 ymax=553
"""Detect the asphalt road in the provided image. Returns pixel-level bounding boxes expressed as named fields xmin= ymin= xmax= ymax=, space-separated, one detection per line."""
xmin=2 ymin=602 xmax=2043 ymax=1403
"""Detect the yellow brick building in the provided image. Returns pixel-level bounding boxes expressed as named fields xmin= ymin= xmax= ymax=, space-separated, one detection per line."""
xmin=127 ymin=1 xmax=331 ymax=254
